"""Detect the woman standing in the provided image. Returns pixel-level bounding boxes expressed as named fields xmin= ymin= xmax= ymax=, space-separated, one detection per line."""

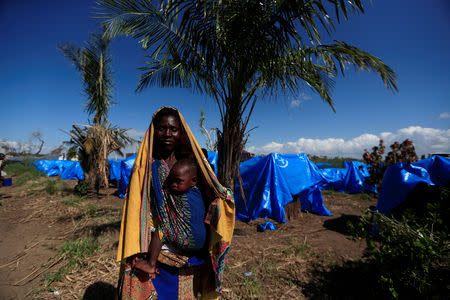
xmin=116 ymin=107 xmax=235 ymax=299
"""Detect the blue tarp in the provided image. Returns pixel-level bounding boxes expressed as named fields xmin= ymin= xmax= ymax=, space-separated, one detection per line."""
xmin=108 ymin=159 xmax=123 ymax=181
xmin=117 ymin=155 xmax=136 ymax=198
xmin=316 ymin=162 xmax=339 ymax=169
xmin=34 ymin=159 xmax=124 ymax=181
xmin=34 ymin=160 xmax=84 ymax=180
xmin=34 ymin=153 xmax=379 ymax=223
xmin=376 ymin=155 xmax=450 ymax=216
xmin=320 ymin=167 xmax=347 ymax=190
xmin=60 ymin=161 xmax=85 ymax=180
xmin=234 ymin=153 xmax=332 ymax=223
xmin=207 ymin=151 xmax=218 ymax=176
xmin=320 ymin=161 xmax=375 ymax=194
xmin=257 ymin=221 xmax=276 ymax=231
xmin=115 ymin=153 xmax=373 ymax=221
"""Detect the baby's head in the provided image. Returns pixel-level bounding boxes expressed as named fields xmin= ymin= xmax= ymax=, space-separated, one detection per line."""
xmin=167 ymin=159 xmax=198 ymax=194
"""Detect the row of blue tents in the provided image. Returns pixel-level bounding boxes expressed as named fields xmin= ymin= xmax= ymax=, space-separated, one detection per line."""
xmin=33 ymin=153 xmax=450 ymax=223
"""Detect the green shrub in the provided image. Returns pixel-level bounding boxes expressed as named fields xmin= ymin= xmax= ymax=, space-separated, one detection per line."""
xmin=74 ymin=180 xmax=89 ymax=196
xmin=45 ymin=180 xmax=57 ymax=194
xmin=44 ymin=179 xmax=66 ymax=195
xmin=353 ymin=186 xmax=449 ymax=298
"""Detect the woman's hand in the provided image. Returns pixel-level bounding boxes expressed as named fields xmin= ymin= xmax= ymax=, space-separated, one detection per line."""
xmin=134 ymin=257 xmax=159 ymax=279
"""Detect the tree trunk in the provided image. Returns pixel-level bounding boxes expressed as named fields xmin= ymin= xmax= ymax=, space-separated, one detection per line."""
xmin=79 ymin=139 xmax=109 ymax=196
xmin=34 ymin=140 xmax=44 ymax=155
xmin=217 ymin=100 xmax=245 ymax=189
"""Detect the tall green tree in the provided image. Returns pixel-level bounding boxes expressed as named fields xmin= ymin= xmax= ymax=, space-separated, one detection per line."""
xmin=58 ymin=27 xmax=114 ymax=125
xmin=96 ymin=0 xmax=397 ymax=188
xmin=59 ymin=27 xmax=134 ymax=193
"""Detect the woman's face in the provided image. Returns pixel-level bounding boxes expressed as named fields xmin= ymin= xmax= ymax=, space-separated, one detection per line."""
xmin=155 ymin=115 xmax=181 ymax=153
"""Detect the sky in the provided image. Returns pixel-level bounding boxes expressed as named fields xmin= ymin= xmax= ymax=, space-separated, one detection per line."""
xmin=1 ymin=0 xmax=449 ymax=159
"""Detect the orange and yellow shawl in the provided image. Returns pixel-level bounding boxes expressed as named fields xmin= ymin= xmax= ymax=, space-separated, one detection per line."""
xmin=116 ymin=107 xmax=235 ymax=298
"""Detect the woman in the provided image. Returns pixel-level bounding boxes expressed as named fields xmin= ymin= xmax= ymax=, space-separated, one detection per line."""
xmin=116 ymin=107 xmax=235 ymax=299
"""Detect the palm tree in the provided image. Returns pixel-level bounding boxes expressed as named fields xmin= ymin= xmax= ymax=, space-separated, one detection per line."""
xmin=58 ymin=27 xmax=114 ymax=125
xmin=64 ymin=121 xmax=135 ymax=192
xmin=59 ymin=27 xmax=134 ymax=193
xmin=96 ymin=0 xmax=397 ymax=189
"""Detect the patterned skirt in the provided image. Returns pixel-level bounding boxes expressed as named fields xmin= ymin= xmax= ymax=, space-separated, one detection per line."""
xmin=117 ymin=251 xmax=207 ymax=300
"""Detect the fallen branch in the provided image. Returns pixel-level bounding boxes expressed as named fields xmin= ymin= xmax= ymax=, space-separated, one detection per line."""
xmin=13 ymin=256 xmax=63 ymax=286
xmin=0 ymin=253 xmax=28 ymax=269
xmin=0 ymin=239 xmax=43 ymax=269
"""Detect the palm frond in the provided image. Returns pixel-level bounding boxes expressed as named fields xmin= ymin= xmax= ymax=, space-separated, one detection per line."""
xmin=316 ymin=41 xmax=398 ymax=92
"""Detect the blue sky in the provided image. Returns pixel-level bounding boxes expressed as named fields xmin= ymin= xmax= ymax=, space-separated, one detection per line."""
xmin=1 ymin=0 xmax=449 ymax=158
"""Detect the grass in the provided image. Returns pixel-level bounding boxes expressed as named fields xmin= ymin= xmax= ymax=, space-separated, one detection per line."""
xmin=4 ymin=160 xmax=44 ymax=185
xmin=44 ymin=179 xmax=67 ymax=195
xmin=242 ymin=269 xmax=260 ymax=298
xmin=45 ymin=238 xmax=99 ymax=289
xmin=322 ymin=189 xmax=374 ymax=201
xmin=62 ymin=196 xmax=86 ymax=207
xmin=352 ymin=193 xmax=374 ymax=200
xmin=43 ymin=243 xmax=58 ymax=251
xmin=321 ymin=189 xmax=344 ymax=196
xmin=281 ymin=237 xmax=309 ymax=257
xmin=85 ymin=205 xmax=100 ymax=218
xmin=23 ymin=178 xmax=69 ymax=197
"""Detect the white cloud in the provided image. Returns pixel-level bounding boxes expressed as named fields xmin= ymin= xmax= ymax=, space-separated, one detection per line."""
xmin=290 ymin=100 xmax=301 ymax=108
xmin=439 ymin=112 xmax=450 ymax=119
xmin=247 ymin=126 xmax=450 ymax=158
xmin=127 ymin=128 xmax=146 ymax=138
xmin=289 ymin=93 xmax=312 ymax=108
xmin=0 ymin=139 xmax=33 ymax=153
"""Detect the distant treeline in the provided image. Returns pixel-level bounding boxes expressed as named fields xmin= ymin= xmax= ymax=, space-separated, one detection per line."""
xmin=307 ymin=155 xmax=363 ymax=168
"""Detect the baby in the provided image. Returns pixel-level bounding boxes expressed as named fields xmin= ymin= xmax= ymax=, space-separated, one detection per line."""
xmin=134 ymin=158 xmax=207 ymax=276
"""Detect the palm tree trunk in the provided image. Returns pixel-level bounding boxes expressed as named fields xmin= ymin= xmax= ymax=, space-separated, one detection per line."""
xmin=217 ymin=99 xmax=245 ymax=189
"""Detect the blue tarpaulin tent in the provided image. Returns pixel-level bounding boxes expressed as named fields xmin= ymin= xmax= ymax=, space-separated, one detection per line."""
xmin=35 ymin=159 xmax=126 ymax=182
xmin=110 ymin=153 xmax=375 ymax=221
xmin=117 ymin=155 xmax=136 ymax=198
xmin=320 ymin=167 xmax=346 ymax=190
xmin=341 ymin=161 xmax=372 ymax=193
xmin=34 ymin=160 xmax=84 ymax=180
xmin=376 ymin=155 xmax=450 ymax=216
xmin=234 ymin=153 xmax=332 ymax=223
xmin=60 ymin=161 xmax=84 ymax=180
xmin=108 ymin=159 xmax=123 ymax=181
xmin=320 ymin=161 xmax=375 ymax=194
xmin=316 ymin=162 xmax=339 ymax=169
xmin=207 ymin=151 xmax=218 ymax=176
xmin=34 ymin=152 xmax=380 ymax=223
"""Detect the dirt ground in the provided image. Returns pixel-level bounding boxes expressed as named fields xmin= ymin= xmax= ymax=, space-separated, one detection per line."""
xmin=0 ymin=175 xmax=377 ymax=299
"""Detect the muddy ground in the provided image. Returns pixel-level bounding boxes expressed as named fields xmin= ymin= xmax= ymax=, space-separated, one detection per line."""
xmin=0 ymin=175 xmax=377 ymax=299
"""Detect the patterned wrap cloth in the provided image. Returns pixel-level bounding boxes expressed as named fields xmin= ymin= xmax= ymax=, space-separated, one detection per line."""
xmin=116 ymin=107 xmax=235 ymax=299
xmin=151 ymin=159 xmax=207 ymax=252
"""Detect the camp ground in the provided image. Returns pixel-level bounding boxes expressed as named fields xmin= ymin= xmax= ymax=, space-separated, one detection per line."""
xmin=1 ymin=153 xmax=448 ymax=298
xmin=32 ymin=153 xmax=450 ymax=223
